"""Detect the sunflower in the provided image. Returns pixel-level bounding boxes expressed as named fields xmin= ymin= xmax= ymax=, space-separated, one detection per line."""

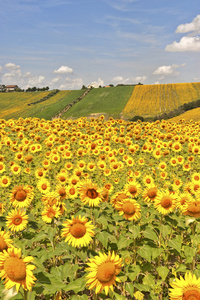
xmin=79 ymin=180 xmax=103 ymax=207
xmin=176 ymin=192 xmax=194 ymax=213
xmin=0 ymin=163 xmax=5 ymax=173
xmin=0 ymin=247 xmax=36 ymax=292
xmin=124 ymin=180 xmax=142 ymax=198
xmin=41 ymin=191 xmax=60 ymax=206
xmin=0 ymin=230 xmax=13 ymax=252
xmin=115 ymin=198 xmax=141 ymax=221
xmin=55 ymin=184 xmax=68 ymax=200
xmin=10 ymin=164 xmax=21 ymax=175
xmin=110 ymin=191 xmax=129 ymax=205
xmin=169 ymin=272 xmax=200 ymax=299
xmin=0 ymin=175 xmax=11 ymax=188
xmin=10 ymin=185 xmax=34 ymax=208
xmin=56 ymin=171 xmax=68 ymax=185
xmin=143 ymin=185 xmax=158 ymax=203
xmin=6 ymin=209 xmax=28 ymax=232
xmin=35 ymin=168 xmax=47 ymax=179
xmin=154 ymin=190 xmax=177 ymax=215
xmin=61 ymin=215 xmax=95 ymax=247
xmin=183 ymin=198 xmax=200 ymax=218
xmin=86 ymin=251 xmax=123 ymax=295
xmin=42 ymin=205 xmax=61 ymax=223
xmin=37 ymin=178 xmax=51 ymax=194
xmin=143 ymin=175 xmax=154 ymax=186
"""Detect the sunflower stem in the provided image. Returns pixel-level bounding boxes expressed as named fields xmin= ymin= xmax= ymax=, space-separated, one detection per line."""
xmin=23 ymin=290 xmax=28 ymax=300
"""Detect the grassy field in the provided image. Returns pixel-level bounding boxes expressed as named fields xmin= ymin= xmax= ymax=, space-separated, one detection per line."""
xmin=0 ymin=90 xmax=85 ymax=120
xmin=122 ymin=82 xmax=200 ymax=119
xmin=62 ymin=86 xmax=135 ymax=119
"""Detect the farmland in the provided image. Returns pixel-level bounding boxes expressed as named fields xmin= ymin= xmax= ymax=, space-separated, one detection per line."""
xmin=0 ymin=90 xmax=86 ymax=120
xmin=122 ymin=82 xmax=200 ymax=120
xmin=61 ymin=86 xmax=134 ymax=120
xmin=0 ymin=116 xmax=200 ymax=299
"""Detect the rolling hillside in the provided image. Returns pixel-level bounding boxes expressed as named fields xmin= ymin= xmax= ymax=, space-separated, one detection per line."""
xmin=0 ymin=82 xmax=200 ymax=122
xmin=122 ymin=82 xmax=200 ymax=120
xmin=0 ymin=89 xmax=86 ymax=120
xmin=61 ymin=86 xmax=134 ymax=120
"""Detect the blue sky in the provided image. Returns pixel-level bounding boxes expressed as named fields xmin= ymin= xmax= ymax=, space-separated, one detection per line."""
xmin=0 ymin=0 xmax=200 ymax=89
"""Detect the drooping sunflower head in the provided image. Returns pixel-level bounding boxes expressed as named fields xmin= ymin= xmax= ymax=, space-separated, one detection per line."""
xmin=0 ymin=247 xmax=36 ymax=292
xmin=61 ymin=215 xmax=95 ymax=247
xmin=86 ymin=251 xmax=123 ymax=295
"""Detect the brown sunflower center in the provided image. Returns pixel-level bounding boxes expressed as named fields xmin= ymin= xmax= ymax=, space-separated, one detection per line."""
xmin=70 ymin=223 xmax=86 ymax=238
xmin=183 ymin=289 xmax=200 ymax=300
xmin=147 ymin=188 xmax=157 ymax=199
xmin=13 ymin=216 xmax=22 ymax=225
xmin=122 ymin=203 xmax=136 ymax=215
xmin=86 ymin=188 xmax=98 ymax=199
xmin=161 ymin=196 xmax=172 ymax=209
xmin=59 ymin=188 xmax=66 ymax=197
xmin=0 ymin=236 xmax=8 ymax=251
xmin=60 ymin=176 xmax=66 ymax=182
xmin=129 ymin=186 xmax=137 ymax=196
xmin=4 ymin=257 xmax=26 ymax=281
xmin=47 ymin=211 xmax=55 ymax=218
xmin=187 ymin=203 xmax=200 ymax=215
xmin=97 ymin=262 xmax=115 ymax=283
xmin=15 ymin=190 xmax=27 ymax=201
xmin=42 ymin=184 xmax=47 ymax=190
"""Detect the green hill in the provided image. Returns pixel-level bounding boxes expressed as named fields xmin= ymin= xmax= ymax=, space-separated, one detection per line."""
xmin=62 ymin=86 xmax=134 ymax=120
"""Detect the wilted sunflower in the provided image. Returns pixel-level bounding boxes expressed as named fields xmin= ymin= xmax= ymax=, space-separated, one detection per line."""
xmin=0 ymin=247 xmax=36 ymax=292
xmin=183 ymin=198 xmax=200 ymax=218
xmin=169 ymin=272 xmax=200 ymax=299
xmin=61 ymin=215 xmax=95 ymax=247
xmin=115 ymin=198 xmax=141 ymax=221
xmin=86 ymin=251 xmax=123 ymax=295
xmin=6 ymin=209 xmax=28 ymax=232
xmin=10 ymin=185 xmax=34 ymax=208
xmin=0 ymin=230 xmax=13 ymax=252
xmin=79 ymin=180 xmax=103 ymax=207
xmin=154 ymin=190 xmax=177 ymax=215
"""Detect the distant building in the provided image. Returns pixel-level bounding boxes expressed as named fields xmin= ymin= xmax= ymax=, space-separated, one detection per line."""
xmin=87 ymin=84 xmax=99 ymax=89
xmin=6 ymin=85 xmax=18 ymax=92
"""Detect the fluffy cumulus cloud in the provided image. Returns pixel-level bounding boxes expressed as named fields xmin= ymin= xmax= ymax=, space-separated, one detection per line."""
xmin=53 ymin=65 xmax=73 ymax=74
xmin=90 ymin=78 xmax=104 ymax=87
xmin=0 ymin=62 xmax=83 ymax=90
xmin=112 ymin=75 xmax=147 ymax=84
xmin=165 ymin=15 xmax=200 ymax=52
xmin=176 ymin=15 xmax=200 ymax=34
xmin=0 ymin=63 xmax=46 ymax=90
xmin=165 ymin=36 xmax=200 ymax=52
xmin=153 ymin=64 xmax=186 ymax=80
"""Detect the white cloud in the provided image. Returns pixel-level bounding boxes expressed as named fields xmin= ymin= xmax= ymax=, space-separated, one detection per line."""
xmin=165 ymin=36 xmax=200 ymax=52
xmin=90 ymin=78 xmax=104 ymax=87
xmin=59 ymin=77 xmax=83 ymax=90
xmin=165 ymin=15 xmax=200 ymax=52
xmin=54 ymin=65 xmax=73 ymax=74
xmin=112 ymin=75 xmax=147 ymax=84
xmin=4 ymin=62 xmax=20 ymax=69
xmin=176 ymin=15 xmax=200 ymax=34
xmin=153 ymin=64 xmax=179 ymax=76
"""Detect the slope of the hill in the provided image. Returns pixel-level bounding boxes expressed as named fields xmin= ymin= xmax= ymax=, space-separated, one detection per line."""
xmin=0 ymin=90 xmax=85 ymax=120
xmin=122 ymin=82 xmax=200 ymax=120
xmin=169 ymin=107 xmax=200 ymax=122
xmin=61 ymin=86 xmax=135 ymax=120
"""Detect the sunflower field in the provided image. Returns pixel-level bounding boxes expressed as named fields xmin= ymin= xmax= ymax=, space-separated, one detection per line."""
xmin=122 ymin=82 xmax=200 ymax=119
xmin=0 ymin=116 xmax=200 ymax=299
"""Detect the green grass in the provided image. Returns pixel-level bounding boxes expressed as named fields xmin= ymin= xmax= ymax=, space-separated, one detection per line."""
xmin=62 ymin=86 xmax=135 ymax=119
xmin=0 ymin=90 xmax=86 ymax=120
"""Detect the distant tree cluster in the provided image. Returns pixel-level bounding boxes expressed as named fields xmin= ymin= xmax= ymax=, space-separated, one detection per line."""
xmin=26 ymin=86 xmax=49 ymax=92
